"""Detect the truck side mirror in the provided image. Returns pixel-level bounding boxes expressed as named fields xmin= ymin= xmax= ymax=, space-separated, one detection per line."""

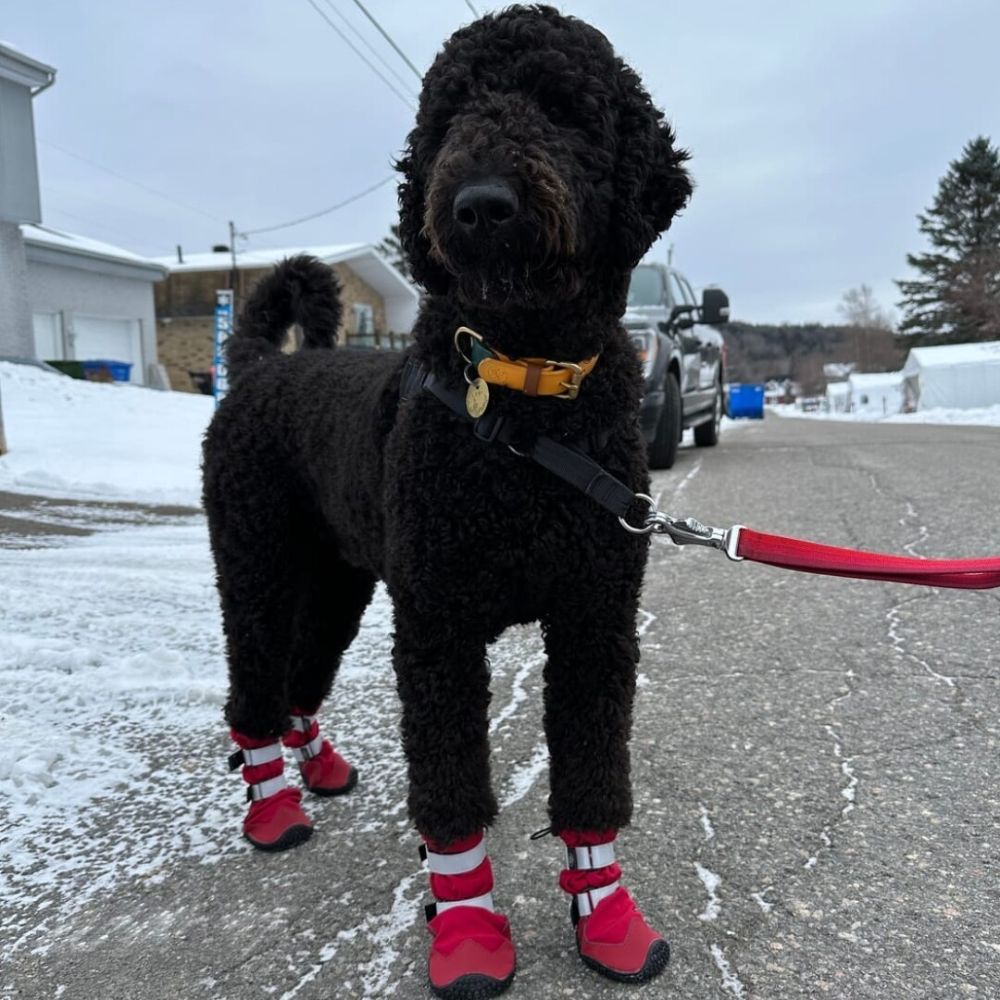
xmin=701 ymin=288 xmax=730 ymax=326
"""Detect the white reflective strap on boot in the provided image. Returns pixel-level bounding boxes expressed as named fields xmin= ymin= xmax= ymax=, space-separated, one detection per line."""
xmin=420 ymin=839 xmax=488 ymax=876
xmin=575 ymin=881 xmax=619 ymax=917
xmin=248 ymin=773 xmax=287 ymax=801
xmin=241 ymin=743 xmax=283 ymax=766
xmin=289 ymin=714 xmax=318 ymax=732
xmin=434 ymin=892 xmax=495 ymax=914
xmin=290 ymin=733 xmax=324 ymax=762
xmin=566 ymin=841 xmax=616 ymax=871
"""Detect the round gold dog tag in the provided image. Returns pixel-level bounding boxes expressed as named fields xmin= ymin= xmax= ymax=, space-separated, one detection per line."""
xmin=466 ymin=377 xmax=490 ymax=417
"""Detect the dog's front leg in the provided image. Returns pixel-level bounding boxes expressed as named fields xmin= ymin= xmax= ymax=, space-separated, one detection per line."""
xmin=391 ymin=604 xmax=516 ymax=995
xmin=539 ymin=604 xmax=671 ymax=982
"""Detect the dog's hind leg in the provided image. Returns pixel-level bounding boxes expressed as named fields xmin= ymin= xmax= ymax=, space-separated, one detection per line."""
xmin=539 ymin=601 xmax=670 ymax=983
xmin=204 ymin=447 xmax=339 ymax=850
xmin=282 ymin=555 xmax=376 ymax=798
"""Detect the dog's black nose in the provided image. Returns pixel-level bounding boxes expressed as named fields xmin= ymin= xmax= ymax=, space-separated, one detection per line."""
xmin=453 ymin=180 xmax=519 ymax=235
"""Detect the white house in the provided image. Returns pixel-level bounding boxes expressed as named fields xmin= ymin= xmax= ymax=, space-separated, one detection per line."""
xmin=902 ymin=340 xmax=1000 ymax=411
xmin=23 ymin=225 xmax=167 ymax=385
xmin=825 ymin=380 xmax=850 ymax=413
xmin=848 ymin=371 xmax=904 ymax=416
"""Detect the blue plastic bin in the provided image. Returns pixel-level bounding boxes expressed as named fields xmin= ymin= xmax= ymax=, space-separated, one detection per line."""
xmin=81 ymin=359 xmax=133 ymax=383
xmin=727 ymin=383 xmax=765 ymax=419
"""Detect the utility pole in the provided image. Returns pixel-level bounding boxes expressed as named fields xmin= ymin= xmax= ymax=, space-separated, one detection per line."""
xmin=228 ymin=220 xmax=238 ymax=311
xmin=0 ymin=382 xmax=7 ymax=456
xmin=667 ymin=243 xmax=674 ymax=267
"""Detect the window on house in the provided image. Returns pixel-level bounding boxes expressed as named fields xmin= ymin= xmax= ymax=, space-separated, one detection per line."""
xmin=352 ymin=303 xmax=376 ymax=347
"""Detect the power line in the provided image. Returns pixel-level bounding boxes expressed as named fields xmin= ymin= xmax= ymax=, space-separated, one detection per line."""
xmin=304 ymin=0 xmax=416 ymax=111
xmin=322 ymin=0 xmax=418 ymax=98
xmin=464 ymin=0 xmax=480 ymax=17
xmin=350 ymin=0 xmax=422 ymax=81
xmin=38 ymin=139 xmax=225 ymax=223
xmin=239 ymin=173 xmax=396 ymax=238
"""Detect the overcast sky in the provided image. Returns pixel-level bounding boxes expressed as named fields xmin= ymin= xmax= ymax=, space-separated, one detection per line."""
xmin=5 ymin=0 xmax=998 ymax=323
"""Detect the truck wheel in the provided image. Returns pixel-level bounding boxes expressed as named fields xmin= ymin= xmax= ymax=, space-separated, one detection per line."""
xmin=649 ymin=370 xmax=681 ymax=469
xmin=694 ymin=381 xmax=723 ymax=447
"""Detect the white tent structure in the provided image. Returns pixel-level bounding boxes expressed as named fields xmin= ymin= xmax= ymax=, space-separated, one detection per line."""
xmin=825 ymin=380 xmax=850 ymax=413
xmin=902 ymin=340 xmax=1000 ymax=411
xmin=848 ymin=371 xmax=904 ymax=416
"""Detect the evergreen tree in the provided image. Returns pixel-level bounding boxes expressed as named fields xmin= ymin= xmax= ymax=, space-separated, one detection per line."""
xmin=376 ymin=224 xmax=410 ymax=280
xmin=896 ymin=136 xmax=1000 ymax=345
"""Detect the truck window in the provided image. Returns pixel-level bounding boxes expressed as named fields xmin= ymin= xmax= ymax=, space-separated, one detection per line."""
xmin=627 ymin=265 xmax=666 ymax=306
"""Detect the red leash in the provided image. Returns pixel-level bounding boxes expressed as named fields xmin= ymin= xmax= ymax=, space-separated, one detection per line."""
xmin=622 ymin=497 xmax=1000 ymax=590
xmin=736 ymin=527 xmax=1000 ymax=590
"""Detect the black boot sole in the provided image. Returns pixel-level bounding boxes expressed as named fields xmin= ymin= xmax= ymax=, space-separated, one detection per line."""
xmin=306 ymin=765 xmax=359 ymax=798
xmin=429 ymin=969 xmax=515 ymax=999
xmin=580 ymin=938 xmax=671 ymax=984
xmin=244 ymin=823 xmax=313 ymax=853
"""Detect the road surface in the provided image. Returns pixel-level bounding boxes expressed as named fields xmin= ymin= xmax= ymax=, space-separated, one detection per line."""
xmin=2 ymin=415 xmax=998 ymax=999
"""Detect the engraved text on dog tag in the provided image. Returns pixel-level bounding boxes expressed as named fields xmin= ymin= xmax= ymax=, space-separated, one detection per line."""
xmin=466 ymin=377 xmax=490 ymax=418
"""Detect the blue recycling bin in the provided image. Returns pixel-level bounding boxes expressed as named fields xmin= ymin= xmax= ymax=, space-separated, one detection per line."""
xmin=727 ymin=383 xmax=765 ymax=419
xmin=81 ymin=359 xmax=133 ymax=383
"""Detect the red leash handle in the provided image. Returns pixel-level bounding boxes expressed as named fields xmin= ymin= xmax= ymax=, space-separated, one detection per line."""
xmin=737 ymin=527 xmax=1000 ymax=590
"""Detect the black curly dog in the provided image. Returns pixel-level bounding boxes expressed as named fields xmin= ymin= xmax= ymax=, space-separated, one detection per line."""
xmin=204 ymin=5 xmax=690 ymax=856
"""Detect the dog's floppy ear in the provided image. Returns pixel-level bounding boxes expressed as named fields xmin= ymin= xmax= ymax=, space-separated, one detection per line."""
xmin=396 ymin=137 xmax=451 ymax=296
xmin=608 ymin=69 xmax=693 ymax=271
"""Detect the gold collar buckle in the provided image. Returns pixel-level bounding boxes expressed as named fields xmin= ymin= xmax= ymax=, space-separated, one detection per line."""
xmin=549 ymin=360 xmax=585 ymax=400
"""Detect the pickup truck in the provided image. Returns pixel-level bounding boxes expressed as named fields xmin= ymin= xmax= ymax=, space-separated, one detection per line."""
xmin=624 ymin=263 xmax=730 ymax=469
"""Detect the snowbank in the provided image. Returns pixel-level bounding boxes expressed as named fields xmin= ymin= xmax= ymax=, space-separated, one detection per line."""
xmin=770 ymin=402 xmax=1000 ymax=427
xmin=0 ymin=362 xmax=213 ymax=506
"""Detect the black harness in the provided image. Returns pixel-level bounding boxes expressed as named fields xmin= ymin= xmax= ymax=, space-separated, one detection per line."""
xmin=399 ymin=357 xmax=642 ymax=524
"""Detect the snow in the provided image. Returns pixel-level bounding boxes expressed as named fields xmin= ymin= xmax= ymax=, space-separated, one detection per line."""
xmin=152 ymin=242 xmax=367 ymax=273
xmin=21 ymin=225 xmax=165 ymax=273
xmin=904 ymin=339 xmax=1000 ymax=368
xmin=770 ymin=401 xmax=1000 ymax=427
xmin=0 ymin=362 xmax=213 ymax=506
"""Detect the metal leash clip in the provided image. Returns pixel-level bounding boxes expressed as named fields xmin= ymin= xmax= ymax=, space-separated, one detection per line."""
xmin=619 ymin=494 xmax=744 ymax=561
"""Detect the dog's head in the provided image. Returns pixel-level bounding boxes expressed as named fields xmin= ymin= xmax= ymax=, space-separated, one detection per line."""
xmin=397 ymin=5 xmax=692 ymax=314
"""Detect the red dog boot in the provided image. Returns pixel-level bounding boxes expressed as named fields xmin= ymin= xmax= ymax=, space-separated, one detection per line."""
xmin=421 ymin=830 xmax=516 ymax=998
xmin=282 ymin=707 xmax=358 ymax=797
xmin=559 ymin=829 xmax=670 ymax=983
xmin=229 ymin=730 xmax=312 ymax=851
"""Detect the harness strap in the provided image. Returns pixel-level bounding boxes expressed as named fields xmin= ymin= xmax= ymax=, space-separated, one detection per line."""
xmin=420 ymin=839 xmax=488 ymax=876
xmin=426 ymin=892 xmax=495 ymax=919
xmin=400 ymin=358 xmax=637 ymax=521
xmin=247 ymin=773 xmax=287 ymax=802
xmin=228 ymin=742 xmax=283 ymax=771
xmin=289 ymin=733 xmax=324 ymax=762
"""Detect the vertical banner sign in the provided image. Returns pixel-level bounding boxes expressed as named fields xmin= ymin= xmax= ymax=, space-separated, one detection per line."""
xmin=213 ymin=289 xmax=234 ymax=405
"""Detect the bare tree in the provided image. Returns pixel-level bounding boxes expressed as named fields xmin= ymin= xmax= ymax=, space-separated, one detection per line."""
xmin=837 ymin=285 xmax=900 ymax=372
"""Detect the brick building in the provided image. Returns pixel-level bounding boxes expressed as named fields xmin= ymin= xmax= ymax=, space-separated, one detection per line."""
xmin=153 ymin=243 xmax=419 ymax=392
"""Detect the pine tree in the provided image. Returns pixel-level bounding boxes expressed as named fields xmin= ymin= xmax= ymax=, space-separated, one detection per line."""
xmin=376 ymin=224 xmax=410 ymax=280
xmin=896 ymin=136 xmax=1000 ymax=345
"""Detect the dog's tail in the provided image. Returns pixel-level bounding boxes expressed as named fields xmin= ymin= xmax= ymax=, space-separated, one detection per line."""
xmin=226 ymin=254 xmax=343 ymax=380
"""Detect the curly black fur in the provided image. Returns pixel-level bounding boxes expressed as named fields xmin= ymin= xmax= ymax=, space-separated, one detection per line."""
xmin=203 ymin=4 xmax=692 ymax=846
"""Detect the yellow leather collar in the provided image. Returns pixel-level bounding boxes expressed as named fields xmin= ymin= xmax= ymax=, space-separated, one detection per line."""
xmin=455 ymin=326 xmax=599 ymax=400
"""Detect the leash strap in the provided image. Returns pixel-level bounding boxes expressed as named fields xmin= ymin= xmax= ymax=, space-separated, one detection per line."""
xmin=400 ymin=358 xmax=1000 ymax=590
xmin=736 ymin=528 xmax=1000 ymax=590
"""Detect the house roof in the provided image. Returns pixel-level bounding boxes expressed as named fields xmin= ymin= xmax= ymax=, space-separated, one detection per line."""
xmin=0 ymin=42 xmax=56 ymax=92
xmin=904 ymin=340 xmax=1000 ymax=369
xmin=154 ymin=242 xmax=420 ymax=331
xmin=848 ymin=371 xmax=903 ymax=389
xmin=21 ymin=224 xmax=168 ymax=282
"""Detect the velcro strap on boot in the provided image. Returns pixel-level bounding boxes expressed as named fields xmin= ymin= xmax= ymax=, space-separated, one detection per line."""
xmin=289 ymin=714 xmax=318 ymax=732
xmin=419 ymin=840 xmax=488 ymax=876
xmin=228 ymin=742 xmax=283 ymax=772
xmin=576 ymin=881 xmax=619 ymax=917
xmin=247 ymin=773 xmax=287 ymax=802
xmin=424 ymin=892 xmax=495 ymax=921
xmin=566 ymin=842 xmax=616 ymax=871
xmin=290 ymin=733 xmax=324 ymax=762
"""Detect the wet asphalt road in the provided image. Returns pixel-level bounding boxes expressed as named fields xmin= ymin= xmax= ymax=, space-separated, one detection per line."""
xmin=3 ymin=415 xmax=999 ymax=1000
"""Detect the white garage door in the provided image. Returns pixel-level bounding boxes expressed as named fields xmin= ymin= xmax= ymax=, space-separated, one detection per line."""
xmin=73 ymin=316 xmax=143 ymax=383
